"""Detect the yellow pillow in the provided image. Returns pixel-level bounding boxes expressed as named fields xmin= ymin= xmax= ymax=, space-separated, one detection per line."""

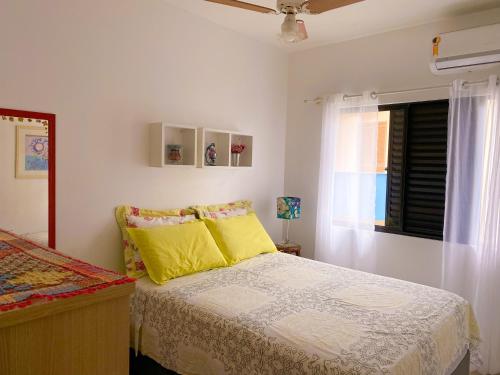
xmin=126 ymin=221 xmax=227 ymax=284
xmin=204 ymin=213 xmax=277 ymax=265
xmin=115 ymin=205 xmax=196 ymax=278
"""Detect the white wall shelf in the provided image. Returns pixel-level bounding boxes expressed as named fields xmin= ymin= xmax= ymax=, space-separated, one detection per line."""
xmin=197 ymin=128 xmax=253 ymax=168
xmin=149 ymin=122 xmax=197 ymax=167
xmin=149 ymin=123 xmax=252 ymax=169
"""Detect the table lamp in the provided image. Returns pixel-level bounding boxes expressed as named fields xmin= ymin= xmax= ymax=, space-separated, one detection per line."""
xmin=276 ymin=196 xmax=301 ymax=244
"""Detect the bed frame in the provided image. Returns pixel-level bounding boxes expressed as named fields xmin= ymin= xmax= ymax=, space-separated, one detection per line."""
xmin=129 ymin=349 xmax=470 ymax=375
xmin=129 ymin=350 xmax=177 ymax=375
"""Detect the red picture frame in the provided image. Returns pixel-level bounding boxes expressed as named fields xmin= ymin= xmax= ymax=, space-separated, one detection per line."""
xmin=0 ymin=108 xmax=56 ymax=248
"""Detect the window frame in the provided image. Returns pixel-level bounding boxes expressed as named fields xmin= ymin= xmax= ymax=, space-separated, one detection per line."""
xmin=374 ymin=100 xmax=449 ymax=241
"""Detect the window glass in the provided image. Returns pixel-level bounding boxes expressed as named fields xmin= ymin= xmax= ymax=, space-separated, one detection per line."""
xmin=375 ymin=111 xmax=390 ymax=225
xmin=331 ymin=111 xmax=379 ymax=227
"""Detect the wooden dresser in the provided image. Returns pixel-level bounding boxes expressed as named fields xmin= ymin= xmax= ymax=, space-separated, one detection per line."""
xmin=0 ymin=281 xmax=135 ymax=375
xmin=0 ymin=228 xmax=135 ymax=375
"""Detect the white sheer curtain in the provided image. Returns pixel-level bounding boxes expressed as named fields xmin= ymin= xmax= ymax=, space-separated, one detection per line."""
xmin=442 ymin=75 xmax=500 ymax=374
xmin=315 ymin=92 xmax=379 ymax=270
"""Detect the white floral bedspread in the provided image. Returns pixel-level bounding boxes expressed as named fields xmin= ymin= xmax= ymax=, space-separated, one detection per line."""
xmin=131 ymin=252 xmax=480 ymax=375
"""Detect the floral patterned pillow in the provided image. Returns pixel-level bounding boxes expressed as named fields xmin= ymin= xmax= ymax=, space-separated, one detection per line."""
xmin=126 ymin=214 xmax=196 ymax=228
xmin=115 ymin=205 xmax=196 ymax=278
xmin=200 ymin=207 xmax=248 ymax=219
xmin=191 ymin=200 xmax=254 ymax=219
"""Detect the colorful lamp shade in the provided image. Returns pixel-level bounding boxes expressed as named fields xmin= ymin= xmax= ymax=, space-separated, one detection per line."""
xmin=277 ymin=197 xmax=301 ymax=220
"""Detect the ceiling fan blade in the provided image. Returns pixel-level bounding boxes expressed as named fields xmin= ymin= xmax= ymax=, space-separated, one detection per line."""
xmin=303 ymin=0 xmax=364 ymax=14
xmin=297 ymin=20 xmax=308 ymax=41
xmin=205 ymin=0 xmax=276 ymax=14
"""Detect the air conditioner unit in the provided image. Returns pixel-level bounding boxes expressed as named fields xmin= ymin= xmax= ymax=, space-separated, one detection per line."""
xmin=430 ymin=23 xmax=500 ymax=75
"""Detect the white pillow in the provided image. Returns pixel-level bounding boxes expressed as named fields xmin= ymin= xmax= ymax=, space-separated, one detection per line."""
xmin=126 ymin=214 xmax=196 ymax=228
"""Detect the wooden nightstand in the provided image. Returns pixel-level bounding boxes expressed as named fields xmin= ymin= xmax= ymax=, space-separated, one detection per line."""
xmin=275 ymin=242 xmax=301 ymax=256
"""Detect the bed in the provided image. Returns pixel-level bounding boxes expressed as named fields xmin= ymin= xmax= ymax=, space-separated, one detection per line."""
xmin=130 ymin=251 xmax=479 ymax=375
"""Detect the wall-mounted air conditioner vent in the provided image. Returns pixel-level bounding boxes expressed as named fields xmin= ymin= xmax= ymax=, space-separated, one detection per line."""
xmin=430 ymin=23 xmax=500 ymax=75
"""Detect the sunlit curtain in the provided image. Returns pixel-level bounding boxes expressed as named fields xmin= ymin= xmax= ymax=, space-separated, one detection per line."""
xmin=441 ymin=75 xmax=500 ymax=374
xmin=315 ymin=92 xmax=379 ymax=270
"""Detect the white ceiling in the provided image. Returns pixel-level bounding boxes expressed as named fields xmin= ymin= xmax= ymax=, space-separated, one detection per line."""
xmin=164 ymin=0 xmax=500 ymax=52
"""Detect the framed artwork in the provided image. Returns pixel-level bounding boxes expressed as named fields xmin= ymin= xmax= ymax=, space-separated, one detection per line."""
xmin=16 ymin=125 xmax=49 ymax=179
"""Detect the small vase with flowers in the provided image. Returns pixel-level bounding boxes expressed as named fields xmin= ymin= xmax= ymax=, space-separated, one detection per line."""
xmin=231 ymin=144 xmax=245 ymax=167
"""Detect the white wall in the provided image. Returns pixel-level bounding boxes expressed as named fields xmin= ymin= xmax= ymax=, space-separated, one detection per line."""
xmin=285 ymin=9 xmax=500 ymax=287
xmin=2 ymin=0 xmax=498 ymax=284
xmin=0 ymin=0 xmax=288 ymax=271
xmin=0 ymin=119 xmax=48 ymax=234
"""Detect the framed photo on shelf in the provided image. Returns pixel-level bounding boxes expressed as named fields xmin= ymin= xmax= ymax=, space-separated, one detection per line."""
xmin=15 ymin=125 xmax=49 ymax=179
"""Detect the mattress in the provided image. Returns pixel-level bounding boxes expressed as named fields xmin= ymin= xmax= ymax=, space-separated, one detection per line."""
xmin=131 ymin=252 xmax=480 ymax=375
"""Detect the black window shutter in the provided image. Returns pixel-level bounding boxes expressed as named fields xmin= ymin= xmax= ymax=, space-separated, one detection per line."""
xmin=403 ymin=100 xmax=448 ymax=240
xmin=384 ymin=106 xmax=408 ymax=231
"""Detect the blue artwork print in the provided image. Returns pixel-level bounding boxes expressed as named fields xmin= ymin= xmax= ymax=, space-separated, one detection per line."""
xmin=25 ymin=135 xmax=49 ymax=171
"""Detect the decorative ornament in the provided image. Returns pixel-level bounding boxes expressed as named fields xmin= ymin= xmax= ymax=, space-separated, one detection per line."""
xmin=205 ymin=143 xmax=217 ymax=166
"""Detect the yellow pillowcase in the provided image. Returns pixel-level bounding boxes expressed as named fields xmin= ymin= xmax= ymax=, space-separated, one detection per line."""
xmin=115 ymin=205 xmax=196 ymax=278
xmin=126 ymin=221 xmax=227 ymax=284
xmin=204 ymin=213 xmax=277 ymax=265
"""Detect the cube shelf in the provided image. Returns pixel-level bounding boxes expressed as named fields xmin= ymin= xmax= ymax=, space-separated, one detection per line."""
xmin=149 ymin=122 xmax=197 ymax=167
xmin=230 ymin=133 xmax=253 ymax=168
xmin=198 ymin=128 xmax=230 ymax=168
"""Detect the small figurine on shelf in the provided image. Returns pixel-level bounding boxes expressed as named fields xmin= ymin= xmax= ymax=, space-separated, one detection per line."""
xmin=166 ymin=144 xmax=183 ymax=164
xmin=231 ymin=144 xmax=245 ymax=167
xmin=205 ymin=143 xmax=217 ymax=166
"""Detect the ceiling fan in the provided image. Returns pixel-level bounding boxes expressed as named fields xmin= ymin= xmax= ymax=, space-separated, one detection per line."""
xmin=204 ymin=0 xmax=364 ymax=43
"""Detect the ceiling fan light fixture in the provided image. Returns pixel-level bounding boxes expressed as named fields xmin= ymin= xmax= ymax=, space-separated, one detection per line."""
xmin=296 ymin=19 xmax=308 ymax=40
xmin=280 ymin=13 xmax=300 ymax=43
xmin=281 ymin=13 xmax=298 ymax=33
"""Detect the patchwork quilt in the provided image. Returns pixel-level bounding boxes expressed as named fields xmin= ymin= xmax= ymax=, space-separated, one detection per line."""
xmin=132 ymin=252 xmax=481 ymax=375
xmin=0 ymin=229 xmax=133 ymax=311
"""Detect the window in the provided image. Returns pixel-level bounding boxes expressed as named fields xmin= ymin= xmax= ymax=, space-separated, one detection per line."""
xmin=375 ymin=100 xmax=449 ymax=240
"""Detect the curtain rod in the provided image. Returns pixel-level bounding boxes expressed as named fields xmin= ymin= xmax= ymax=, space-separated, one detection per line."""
xmin=303 ymin=78 xmax=499 ymax=105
